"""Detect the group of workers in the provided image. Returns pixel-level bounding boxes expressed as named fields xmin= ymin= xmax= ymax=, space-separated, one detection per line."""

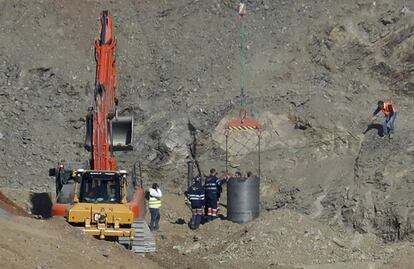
xmin=146 ymin=168 xmax=227 ymax=232
xmin=146 ymin=168 xmax=226 ymax=232
xmin=145 ymin=99 xmax=396 ymax=232
xmin=185 ymin=168 xmax=232 ymax=230
xmin=147 ymin=167 xmax=250 ymax=231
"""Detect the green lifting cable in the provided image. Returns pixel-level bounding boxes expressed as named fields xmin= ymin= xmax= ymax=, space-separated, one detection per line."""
xmin=239 ymin=2 xmax=247 ymax=119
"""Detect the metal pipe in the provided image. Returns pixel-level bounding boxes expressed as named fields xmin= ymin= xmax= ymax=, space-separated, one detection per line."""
xmin=258 ymin=132 xmax=261 ymax=179
xmin=110 ymin=119 xmax=114 ymax=158
xmin=187 ymin=161 xmax=194 ymax=188
xmin=225 ymin=133 xmax=229 ymax=174
xmin=138 ymin=161 xmax=143 ymax=187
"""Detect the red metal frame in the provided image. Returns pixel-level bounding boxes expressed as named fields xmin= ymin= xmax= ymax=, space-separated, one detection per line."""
xmin=224 ymin=118 xmax=262 ymax=130
xmin=224 ymin=108 xmax=262 ymax=130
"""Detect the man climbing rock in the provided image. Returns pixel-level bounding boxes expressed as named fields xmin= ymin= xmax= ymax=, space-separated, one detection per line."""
xmin=371 ymin=100 xmax=397 ymax=139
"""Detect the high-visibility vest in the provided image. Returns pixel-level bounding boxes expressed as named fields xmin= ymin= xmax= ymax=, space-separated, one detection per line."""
xmin=382 ymin=100 xmax=396 ymax=116
xmin=148 ymin=196 xmax=161 ymax=208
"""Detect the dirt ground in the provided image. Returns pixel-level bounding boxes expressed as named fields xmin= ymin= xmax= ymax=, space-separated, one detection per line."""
xmin=0 ymin=190 xmax=159 ymax=269
xmin=145 ymin=192 xmax=414 ymax=269
xmin=2 ymin=189 xmax=414 ymax=269
xmin=0 ymin=191 xmax=30 ymax=217
xmin=1 ymin=0 xmax=414 ymax=268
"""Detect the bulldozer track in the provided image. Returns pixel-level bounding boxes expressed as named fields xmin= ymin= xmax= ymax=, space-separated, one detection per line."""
xmin=119 ymin=219 xmax=156 ymax=255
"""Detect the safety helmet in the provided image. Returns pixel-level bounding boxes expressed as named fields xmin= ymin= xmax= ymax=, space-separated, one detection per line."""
xmin=193 ymin=176 xmax=201 ymax=183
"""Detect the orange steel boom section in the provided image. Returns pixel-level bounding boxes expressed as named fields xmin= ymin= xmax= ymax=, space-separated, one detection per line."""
xmin=92 ymin=11 xmax=117 ymax=171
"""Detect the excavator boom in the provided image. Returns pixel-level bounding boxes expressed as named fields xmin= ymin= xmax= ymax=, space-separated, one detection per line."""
xmin=87 ymin=10 xmax=133 ymax=170
xmin=92 ymin=10 xmax=117 ymax=170
xmin=49 ymin=11 xmax=154 ymax=255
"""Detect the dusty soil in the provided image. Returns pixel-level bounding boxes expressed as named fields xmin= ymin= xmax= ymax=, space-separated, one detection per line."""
xmin=1 ymin=0 xmax=414 ymax=268
xmin=0 ymin=191 xmax=30 ymax=217
xmin=0 ymin=212 xmax=161 ymax=269
xmin=145 ymin=192 xmax=414 ymax=269
xmin=2 ymin=189 xmax=414 ymax=269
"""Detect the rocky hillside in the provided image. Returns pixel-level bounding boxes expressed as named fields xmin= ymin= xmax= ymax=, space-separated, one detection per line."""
xmin=1 ymin=0 xmax=414 ymax=250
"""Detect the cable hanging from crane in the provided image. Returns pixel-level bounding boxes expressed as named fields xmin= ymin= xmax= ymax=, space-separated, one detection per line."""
xmin=224 ymin=1 xmax=261 ymax=130
xmin=238 ymin=1 xmax=247 ymax=120
xmin=223 ymin=2 xmax=262 ymax=178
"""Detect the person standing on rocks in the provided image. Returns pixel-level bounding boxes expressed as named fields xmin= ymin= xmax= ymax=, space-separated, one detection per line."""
xmin=186 ymin=176 xmax=205 ymax=229
xmin=371 ymin=100 xmax=397 ymax=139
xmin=148 ymin=183 xmax=162 ymax=231
xmin=204 ymin=169 xmax=229 ymax=220
xmin=204 ymin=168 xmax=220 ymax=221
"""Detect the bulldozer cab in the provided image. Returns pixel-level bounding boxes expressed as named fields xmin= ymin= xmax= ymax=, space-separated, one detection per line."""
xmin=79 ymin=172 xmax=122 ymax=204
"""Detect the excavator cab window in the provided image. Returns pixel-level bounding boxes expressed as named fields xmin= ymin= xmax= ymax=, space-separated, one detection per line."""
xmin=79 ymin=173 xmax=121 ymax=203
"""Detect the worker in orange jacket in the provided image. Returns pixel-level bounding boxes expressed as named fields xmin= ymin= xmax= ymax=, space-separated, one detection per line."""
xmin=371 ymin=100 xmax=397 ymax=139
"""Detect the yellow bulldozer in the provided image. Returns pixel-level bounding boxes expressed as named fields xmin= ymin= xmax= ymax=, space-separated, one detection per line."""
xmin=48 ymin=11 xmax=155 ymax=253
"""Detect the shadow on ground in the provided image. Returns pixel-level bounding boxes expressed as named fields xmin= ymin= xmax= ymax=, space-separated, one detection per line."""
xmin=363 ymin=123 xmax=384 ymax=137
xmin=31 ymin=192 xmax=52 ymax=218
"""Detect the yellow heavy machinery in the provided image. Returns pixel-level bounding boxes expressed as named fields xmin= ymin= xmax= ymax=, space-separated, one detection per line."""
xmin=49 ymin=11 xmax=155 ymax=253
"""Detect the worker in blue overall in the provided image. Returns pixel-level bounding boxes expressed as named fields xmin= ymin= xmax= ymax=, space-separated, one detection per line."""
xmin=204 ymin=168 xmax=221 ymax=221
xmin=186 ymin=176 xmax=205 ymax=229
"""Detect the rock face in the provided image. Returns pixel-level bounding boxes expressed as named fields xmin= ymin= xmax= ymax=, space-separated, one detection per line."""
xmin=1 ymin=0 xmax=414 ymax=243
xmin=342 ymin=129 xmax=414 ymax=241
xmin=0 ymin=63 xmax=88 ymax=191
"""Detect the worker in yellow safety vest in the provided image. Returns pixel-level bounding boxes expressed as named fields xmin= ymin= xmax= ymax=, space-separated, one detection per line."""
xmin=148 ymin=183 xmax=162 ymax=231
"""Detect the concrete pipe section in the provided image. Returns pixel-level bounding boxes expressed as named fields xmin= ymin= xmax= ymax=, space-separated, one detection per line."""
xmin=227 ymin=176 xmax=260 ymax=224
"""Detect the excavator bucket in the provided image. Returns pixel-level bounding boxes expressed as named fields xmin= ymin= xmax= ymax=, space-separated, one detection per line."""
xmin=111 ymin=115 xmax=134 ymax=151
xmin=85 ymin=115 xmax=134 ymax=151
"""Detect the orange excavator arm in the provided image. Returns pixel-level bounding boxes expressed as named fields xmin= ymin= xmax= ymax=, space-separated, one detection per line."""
xmin=90 ymin=11 xmax=119 ymax=171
